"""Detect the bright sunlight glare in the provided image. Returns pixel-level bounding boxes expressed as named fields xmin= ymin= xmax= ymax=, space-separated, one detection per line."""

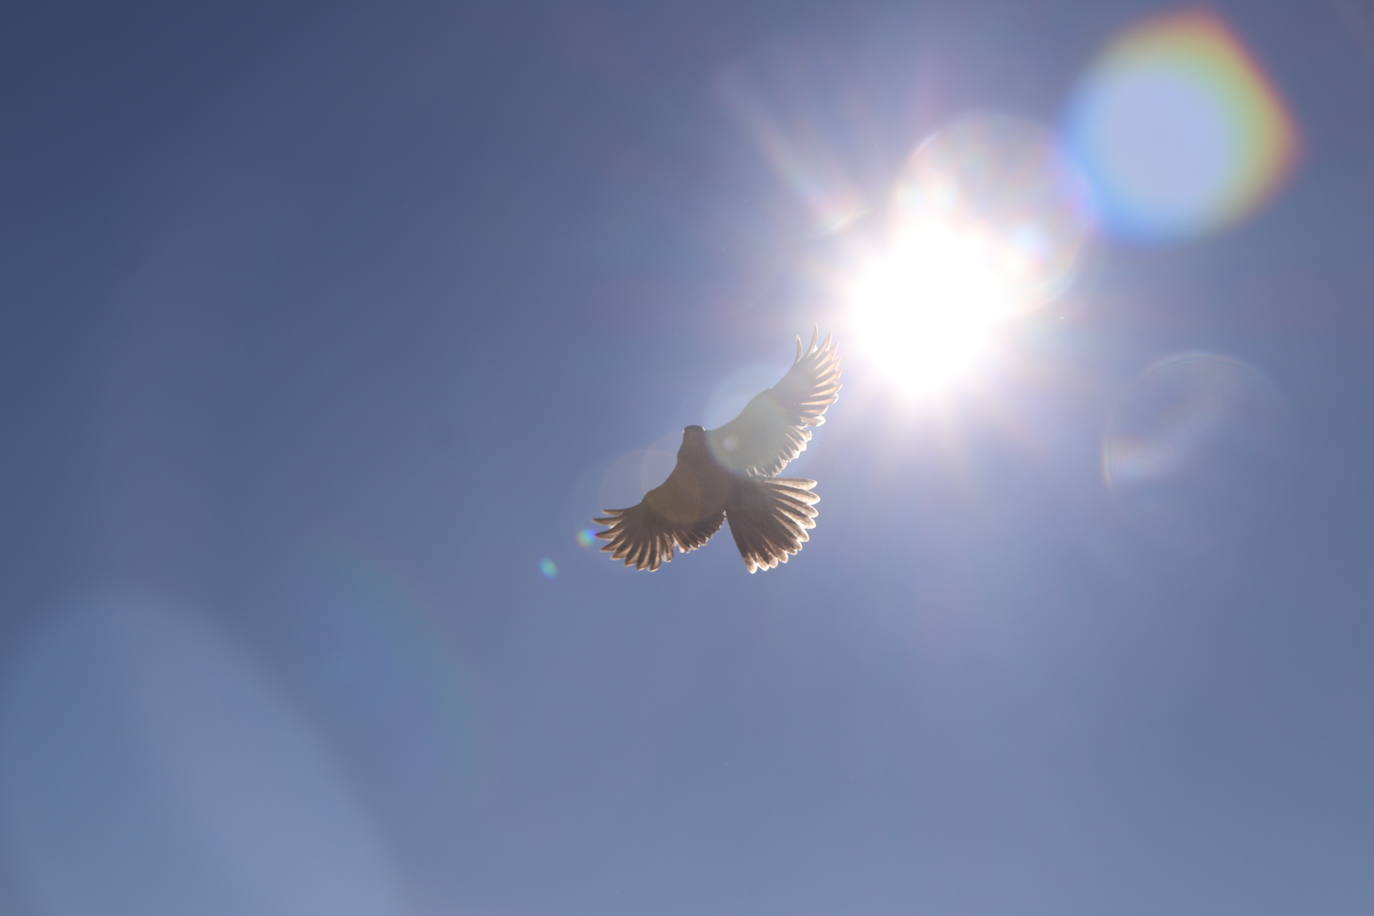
xmin=843 ymin=113 xmax=1093 ymax=399
xmin=848 ymin=221 xmax=1026 ymax=396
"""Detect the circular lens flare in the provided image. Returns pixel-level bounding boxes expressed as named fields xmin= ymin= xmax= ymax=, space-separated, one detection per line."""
xmin=1066 ymin=9 xmax=1299 ymax=239
xmin=1102 ymin=352 xmax=1287 ymax=551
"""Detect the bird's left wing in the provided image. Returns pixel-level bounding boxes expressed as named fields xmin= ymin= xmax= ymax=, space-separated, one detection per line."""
xmin=707 ymin=330 xmax=841 ymax=477
xmin=594 ymin=464 xmax=726 ymax=571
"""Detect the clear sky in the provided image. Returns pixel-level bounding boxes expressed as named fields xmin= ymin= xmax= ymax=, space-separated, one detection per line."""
xmin=4 ymin=1 xmax=1373 ymax=914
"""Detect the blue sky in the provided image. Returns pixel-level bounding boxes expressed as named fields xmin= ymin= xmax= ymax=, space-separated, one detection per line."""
xmin=4 ymin=0 xmax=1374 ymax=913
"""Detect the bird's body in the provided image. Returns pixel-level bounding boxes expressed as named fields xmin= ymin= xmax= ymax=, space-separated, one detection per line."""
xmin=595 ymin=332 xmax=840 ymax=573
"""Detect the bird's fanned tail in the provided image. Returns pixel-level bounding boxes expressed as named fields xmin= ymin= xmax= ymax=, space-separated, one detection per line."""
xmin=724 ymin=476 xmax=820 ymax=573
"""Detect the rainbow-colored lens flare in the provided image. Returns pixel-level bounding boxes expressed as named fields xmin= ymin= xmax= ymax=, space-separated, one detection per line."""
xmin=539 ymin=558 xmax=558 ymax=579
xmin=1066 ymin=8 xmax=1300 ymax=239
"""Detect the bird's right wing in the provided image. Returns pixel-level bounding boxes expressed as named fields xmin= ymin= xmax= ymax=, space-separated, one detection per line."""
xmin=707 ymin=330 xmax=841 ymax=477
xmin=594 ymin=465 xmax=726 ymax=571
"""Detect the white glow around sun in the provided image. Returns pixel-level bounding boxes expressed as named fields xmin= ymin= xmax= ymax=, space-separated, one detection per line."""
xmin=841 ymin=114 xmax=1093 ymax=399
xmin=847 ymin=221 xmax=1026 ymax=396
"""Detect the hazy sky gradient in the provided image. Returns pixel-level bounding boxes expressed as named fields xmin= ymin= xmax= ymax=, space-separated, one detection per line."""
xmin=4 ymin=1 xmax=1373 ymax=914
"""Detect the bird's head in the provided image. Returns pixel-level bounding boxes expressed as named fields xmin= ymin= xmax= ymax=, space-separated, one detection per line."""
xmin=680 ymin=424 xmax=707 ymax=452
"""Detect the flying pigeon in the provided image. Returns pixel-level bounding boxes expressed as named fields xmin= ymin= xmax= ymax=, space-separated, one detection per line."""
xmin=595 ymin=331 xmax=841 ymax=572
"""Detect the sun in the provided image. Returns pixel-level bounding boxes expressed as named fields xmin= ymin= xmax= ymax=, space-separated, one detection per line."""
xmin=847 ymin=220 xmax=1027 ymax=397
xmin=840 ymin=113 xmax=1093 ymax=399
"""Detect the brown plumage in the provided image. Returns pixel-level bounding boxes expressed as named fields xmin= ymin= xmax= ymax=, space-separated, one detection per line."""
xmin=595 ymin=331 xmax=841 ymax=573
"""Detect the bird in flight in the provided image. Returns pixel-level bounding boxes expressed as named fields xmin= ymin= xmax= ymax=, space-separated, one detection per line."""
xmin=595 ymin=330 xmax=841 ymax=573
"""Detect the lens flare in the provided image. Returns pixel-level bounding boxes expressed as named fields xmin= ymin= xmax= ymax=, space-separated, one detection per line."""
xmin=0 ymin=596 xmax=405 ymax=914
xmin=846 ymin=113 xmax=1092 ymax=396
xmin=892 ymin=114 xmax=1093 ymax=312
xmin=1066 ymin=8 xmax=1299 ymax=239
xmin=265 ymin=541 xmax=475 ymax=802
xmin=539 ymin=558 xmax=558 ymax=579
xmin=594 ymin=432 xmax=679 ymax=515
xmin=575 ymin=528 xmax=596 ymax=548
xmin=1103 ymin=352 xmax=1282 ymax=489
xmin=719 ymin=30 xmax=870 ymax=234
xmin=1103 ymin=352 xmax=1287 ymax=550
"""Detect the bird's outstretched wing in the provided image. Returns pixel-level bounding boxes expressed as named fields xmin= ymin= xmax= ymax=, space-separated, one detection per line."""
xmin=594 ymin=463 xmax=726 ymax=571
xmin=707 ymin=330 xmax=841 ymax=477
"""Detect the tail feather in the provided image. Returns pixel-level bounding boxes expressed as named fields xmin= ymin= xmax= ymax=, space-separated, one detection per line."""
xmin=724 ymin=477 xmax=820 ymax=573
